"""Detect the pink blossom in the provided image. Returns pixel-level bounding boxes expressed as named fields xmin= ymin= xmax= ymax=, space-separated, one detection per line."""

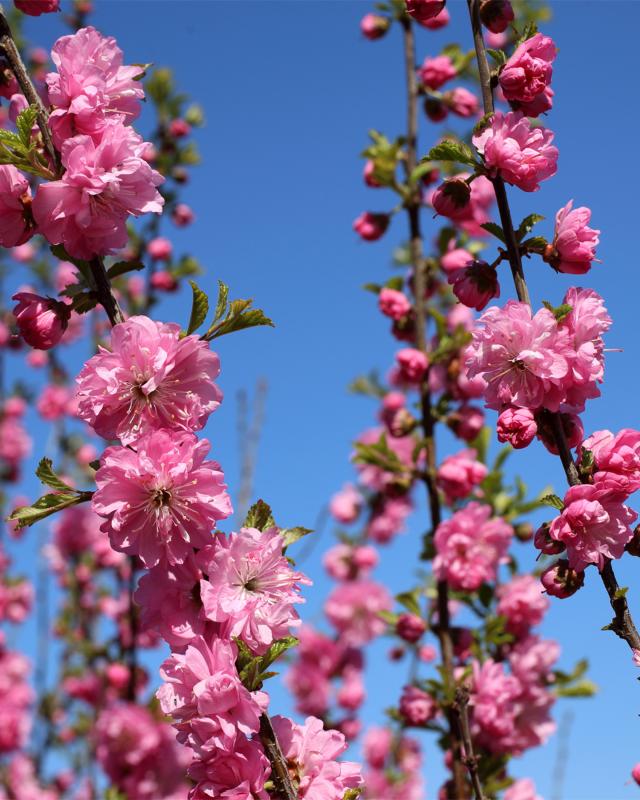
xmin=396 ymin=347 xmax=428 ymax=384
xmin=323 ymin=543 xmax=379 ymax=581
xmin=14 ymin=0 xmax=59 ymax=13
xmin=406 ymin=0 xmax=446 ymax=24
xmin=472 ymin=111 xmax=558 ymax=192
xmin=0 ymin=165 xmax=33 ymax=247
xmin=0 ymin=417 xmax=30 ymax=475
xmin=582 ymin=428 xmax=640 ymax=495
xmin=447 ymin=87 xmax=479 ymax=118
xmin=337 ymin=666 xmax=365 ymax=711
xmin=497 ymin=575 xmax=549 ymax=636
xmin=509 ymin=635 xmax=560 ymax=685
xmin=540 ymin=559 xmax=584 ymax=599
xmin=446 ymin=259 xmax=499 ymax=311
xmin=450 ymin=404 xmax=485 ymax=442
xmin=363 ymin=727 xmax=393 ymax=769
xmin=0 ymin=648 xmax=32 ymax=754
xmin=12 ymin=293 xmax=70 ymax=350
xmin=550 ymin=201 xmax=599 ymax=274
xmin=434 ymin=501 xmax=513 ymax=591
xmin=325 ymin=579 xmax=391 ymax=646
xmin=92 ymin=430 xmax=232 ymax=568
xmin=134 ymin=555 xmax=204 ymax=647
xmin=271 ymin=715 xmax=363 ymax=799
xmin=36 ymin=384 xmax=70 ymax=420
xmin=499 ymin=33 xmax=556 ymax=114
xmin=158 ymin=635 xmax=265 ymax=752
xmin=46 ymin=27 xmax=145 ymax=145
xmin=198 ymin=526 xmax=309 ymax=654
xmin=479 ymin=0 xmax=514 ymax=33
xmin=353 ymin=211 xmax=389 ymax=241
xmin=329 ymin=483 xmax=362 ymax=524
xmin=367 ymin=494 xmax=413 ymax=543
xmin=360 ymin=13 xmax=390 ymax=40
xmin=76 ymin=316 xmax=222 ymax=445
xmin=497 ymin=406 xmax=537 ymax=449
xmin=441 ymin=246 xmax=473 ymax=275
xmin=169 ymin=118 xmax=191 ymax=138
xmin=399 ymin=685 xmax=437 ymax=725
xmin=146 ymin=236 xmax=173 ymax=261
xmin=33 ymin=123 xmax=163 ymax=259
xmin=466 ymin=300 xmax=572 ymax=412
xmin=504 ymin=779 xmax=543 ymax=800
xmin=396 ymin=613 xmax=426 ymax=643
xmin=172 ymin=203 xmax=195 ymax=227
xmin=379 ymin=288 xmax=411 ymax=321
xmin=150 ymin=270 xmax=178 ymax=292
xmin=419 ymin=55 xmax=456 ymax=90
xmin=436 ymin=448 xmax=487 ymax=503
xmin=188 ymin=736 xmax=270 ymax=800
xmin=548 ymin=484 xmax=637 ymax=571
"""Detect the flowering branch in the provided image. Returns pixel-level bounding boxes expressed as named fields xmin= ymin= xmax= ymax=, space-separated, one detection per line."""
xmin=465 ymin=0 xmax=640 ymax=653
xmin=400 ymin=14 xmax=473 ymax=800
xmin=454 ymin=687 xmax=485 ymax=800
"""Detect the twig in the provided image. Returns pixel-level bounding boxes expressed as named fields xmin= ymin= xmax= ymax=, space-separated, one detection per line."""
xmin=455 ymin=687 xmax=486 ymax=800
xmin=401 ymin=15 xmax=471 ymax=800
xmin=259 ymin=714 xmax=297 ymax=800
xmin=465 ymin=0 xmax=640 ymax=653
xmin=90 ymin=257 xmax=125 ymax=326
xmin=0 ymin=6 xmax=60 ymax=173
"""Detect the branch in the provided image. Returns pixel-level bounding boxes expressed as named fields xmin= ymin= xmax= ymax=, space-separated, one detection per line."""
xmin=401 ymin=16 xmax=471 ymax=800
xmin=0 ymin=6 xmax=59 ymax=173
xmin=90 ymin=257 xmax=125 ymax=326
xmin=465 ymin=0 xmax=640 ymax=654
xmin=455 ymin=687 xmax=486 ymax=800
xmin=259 ymin=714 xmax=297 ymax=800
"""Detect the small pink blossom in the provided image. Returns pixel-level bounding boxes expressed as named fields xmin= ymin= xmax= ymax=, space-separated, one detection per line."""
xmin=198 ymin=526 xmax=309 ymax=654
xmin=323 ymin=543 xmax=378 ymax=581
xmin=446 ymin=87 xmax=479 ymax=118
xmin=379 ymin=288 xmax=411 ymax=321
xmin=450 ymin=404 xmax=485 ymax=443
xmin=550 ymin=201 xmax=600 ymax=274
xmin=146 ymin=237 xmax=173 ymax=261
xmin=548 ymin=484 xmax=637 ymax=571
xmin=406 ymin=0 xmax=446 ymax=24
xmin=446 ymin=259 xmax=499 ymax=311
xmin=499 ymin=33 xmax=556 ymax=115
xmin=12 ymin=293 xmax=70 ymax=350
xmin=436 ymin=448 xmax=487 ymax=503
xmin=329 ymin=483 xmax=362 ymax=524
xmin=504 ymin=779 xmax=543 ymax=800
xmin=434 ymin=501 xmax=513 ymax=591
xmin=353 ymin=211 xmax=390 ymax=241
xmin=271 ymin=715 xmax=363 ymax=799
xmin=419 ymin=55 xmax=456 ymax=90
xmin=399 ymin=685 xmax=437 ymax=726
xmin=396 ymin=347 xmax=429 ymax=384
xmin=172 ymin=203 xmax=195 ymax=226
xmin=396 ymin=613 xmax=426 ymax=643
xmin=497 ymin=406 xmax=537 ymax=449
xmin=360 ymin=13 xmax=390 ymax=40
xmin=150 ymin=270 xmax=178 ymax=292
xmin=76 ymin=315 xmax=222 ymax=445
xmin=36 ymin=385 xmax=70 ymax=420
xmin=92 ymin=430 xmax=232 ymax=568
xmin=325 ymin=579 xmax=392 ymax=646
xmin=472 ymin=111 xmax=558 ymax=192
xmin=0 ymin=165 xmax=33 ymax=247
xmin=188 ymin=736 xmax=270 ymax=800
xmin=497 ymin=575 xmax=549 ymax=636
xmin=582 ymin=428 xmax=640 ymax=495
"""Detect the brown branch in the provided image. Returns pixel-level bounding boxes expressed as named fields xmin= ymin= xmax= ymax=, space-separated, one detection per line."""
xmin=466 ymin=0 xmax=640 ymax=653
xmin=401 ymin=15 xmax=471 ymax=800
xmin=259 ymin=714 xmax=297 ymax=800
xmin=90 ymin=257 xmax=125 ymax=326
xmin=455 ymin=687 xmax=486 ymax=800
xmin=0 ymin=7 xmax=60 ymax=173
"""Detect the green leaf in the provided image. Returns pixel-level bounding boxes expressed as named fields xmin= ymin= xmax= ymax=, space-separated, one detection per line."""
xmin=243 ymin=500 xmax=276 ymax=531
xmin=615 ymin=586 xmax=629 ymax=599
xmin=396 ymin=589 xmax=421 ymax=617
xmin=214 ymin=280 xmax=229 ymax=322
xmin=107 ymin=260 xmax=144 ymax=280
xmin=71 ymin=291 xmax=99 ymax=314
xmin=343 ymin=790 xmax=363 ymax=800
xmin=353 ymin=433 xmax=408 ymax=475
xmin=379 ymin=609 xmax=399 ymax=625
xmin=186 ymin=281 xmax=209 ymax=335
xmin=9 ymin=492 xmax=90 ymax=529
xmin=425 ymin=139 xmax=477 ymax=167
xmin=281 ymin=526 xmax=313 ymax=549
xmin=49 ymin=245 xmax=92 ymax=280
xmin=555 ymin=679 xmax=598 ymax=698
xmin=540 ymin=493 xmax=564 ymax=511
xmin=486 ymin=48 xmax=507 ymax=66
xmin=35 ymin=458 xmax=75 ymax=493
xmin=348 ymin=371 xmax=386 ymax=398
xmin=15 ymin=104 xmax=38 ymax=148
xmin=481 ymin=222 xmax=506 ymax=243
xmin=260 ymin=636 xmax=299 ymax=670
xmin=516 ymin=213 xmax=545 ymax=242
xmin=521 ymin=235 xmax=548 ymax=251
xmin=542 ymin=301 xmax=573 ymax=322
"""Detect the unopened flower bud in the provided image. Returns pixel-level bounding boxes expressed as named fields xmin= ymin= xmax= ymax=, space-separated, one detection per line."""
xmin=396 ymin=613 xmax=427 ymax=643
xmin=479 ymin=0 xmax=514 ymax=34
xmin=360 ymin=13 xmax=391 ymax=40
xmin=625 ymin=525 xmax=640 ymax=557
xmin=541 ymin=559 xmax=584 ymax=599
xmin=353 ymin=211 xmax=390 ymax=242
xmin=424 ymin=97 xmax=448 ymax=123
xmin=534 ymin=521 xmax=565 ymax=555
xmin=431 ymin=178 xmax=471 ymax=220
xmin=12 ymin=292 xmax=70 ymax=350
xmin=514 ymin=522 xmax=533 ymax=542
xmin=406 ymin=0 xmax=446 ymax=24
xmin=632 ymin=764 xmax=640 ymax=786
xmin=399 ymin=684 xmax=437 ymax=725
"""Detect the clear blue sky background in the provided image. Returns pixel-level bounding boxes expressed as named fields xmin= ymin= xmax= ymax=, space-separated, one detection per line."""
xmin=5 ymin=2 xmax=640 ymax=799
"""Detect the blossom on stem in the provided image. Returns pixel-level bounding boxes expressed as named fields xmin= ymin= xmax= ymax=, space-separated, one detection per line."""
xmin=406 ymin=0 xmax=446 ymax=24
xmin=446 ymin=259 xmax=499 ymax=311
xmin=14 ymin=0 xmax=59 ymax=14
xmin=436 ymin=448 xmax=487 ymax=503
xmin=499 ymin=33 xmax=556 ymax=116
xmin=0 ymin=165 xmax=34 ymax=248
xmin=549 ymin=201 xmax=600 ymax=275
xmin=419 ymin=55 xmax=456 ymax=90
xmin=353 ymin=212 xmax=389 ymax=241
xmin=496 ymin=575 xmax=549 ymax=637
xmin=92 ymin=430 xmax=232 ymax=568
xmin=582 ymin=428 xmax=640 ymax=495
xmin=12 ymin=293 xmax=70 ymax=350
xmin=497 ymin=406 xmax=537 ymax=449
xmin=324 ymin=579 xmax=391 ymax=646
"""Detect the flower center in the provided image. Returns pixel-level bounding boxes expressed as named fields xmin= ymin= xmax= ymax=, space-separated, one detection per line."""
xmin=152 ymin=487 xmax=172 ymax=508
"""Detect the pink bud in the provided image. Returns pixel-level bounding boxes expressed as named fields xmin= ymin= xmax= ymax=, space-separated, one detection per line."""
xmin=431 ymin=178 xmax=471 ymax=220
xmin=450 ymin=405 xmax=485 ymax=443
xmin=14 ymin=0 xmax=60 ymax=14
xmin=419 ymin=644 xmax=437 ymax=662
xmin=146 ymin=237 xmax=173 ymax=261
xmin=497 ymin=406 xmax=537 ymax=449
xmin=168 ymin=118 xmax=191 ymax=138
xmin=419 ymin=56 xmax=457 ymax=91
xmin=632 ymin=765 xmax=640 ymax=786
xmin=150 ymin=271 xmax=178 ymax=292
xmin=378 ymin=288 xmax=411 ymax=321
xmin=172 ymin=203 xmax=195 ymax=227
xmin=399 ymin=685 xmax=437 ymax=725
xmin=479 ymin=0 xmax=514 ymax=33
xmin=353 ymin=211 xmax=390 ymax=242
xmin=406 ymin=0 xmax=446 ymax=24
xmin=4 ymin=396 xmax=26 ymax=417
xmin=447 ymin=259 xmax=499 ymax=311
xmin=536 ymin=411 xmax=583 ymax=455
xmin=534 ymin=522 xmax=564 ymax=555
xmin=421 ymin=6 xmax=450 ymax=28
xmin=105 ymin=662 xmax=130 ymax=690
xmin=396 ymin=613 xmax=427 ymax=643
xmin=540 ymin=559 xmax=584 ymax=599
xmin=360 ymin=13 xmax=390 ymax=40
xmin=446 ymin=87 xmax=480 ymax=118
xmin=363 ymin=160 xmax=382 ymax=188
xmin=12 ymin=292 xmax=70 ymax=350
xmin=396 ymin=347 xmax=429 ymax=384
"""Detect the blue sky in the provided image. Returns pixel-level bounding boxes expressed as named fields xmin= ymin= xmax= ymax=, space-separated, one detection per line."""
xmin=6 ymin=2 xmax=640 ymax=798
